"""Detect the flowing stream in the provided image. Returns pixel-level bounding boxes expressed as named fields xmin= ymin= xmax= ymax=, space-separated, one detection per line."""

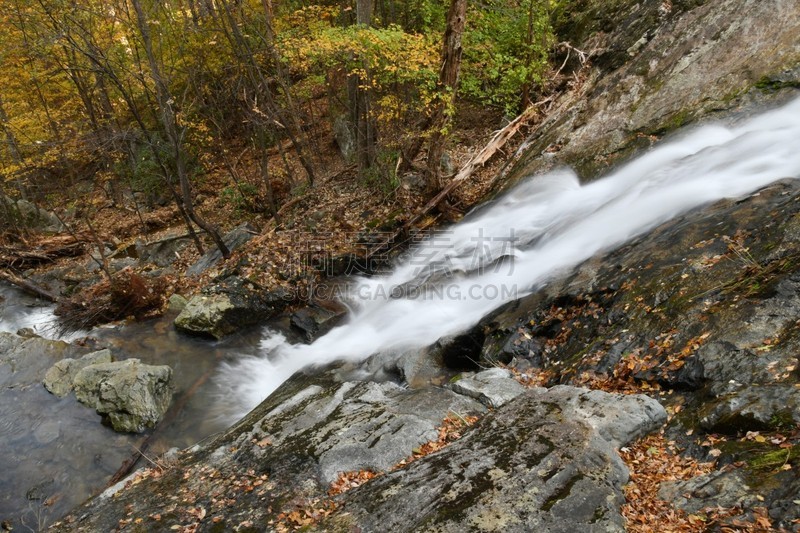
xmin=0 ymin=288 xmax=267 ymax=526
xmin=219 ymin=96 xmax=800 ymax=417
xmin=3 ymin=97 xmax=800 ymax=526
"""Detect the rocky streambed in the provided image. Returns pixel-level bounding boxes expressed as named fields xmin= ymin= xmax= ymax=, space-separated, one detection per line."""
xmin=5 ymin=0 xmax=800 ymax=530
xmin=0 ymin=298 xmax=271 ymax=529
xmin=47 ymin=177 xmax=800 ymax=532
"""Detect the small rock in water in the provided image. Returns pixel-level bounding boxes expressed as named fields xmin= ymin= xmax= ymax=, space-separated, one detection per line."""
xmin=43 ymin=349 xmax=113 ymax=398
xmin=72 ymin=359 xmax=173 ymax=433
xmin=167 ymin=293 xmax=188 ymax=312
xmin=16 ymin=327 xmax=37 ymax=338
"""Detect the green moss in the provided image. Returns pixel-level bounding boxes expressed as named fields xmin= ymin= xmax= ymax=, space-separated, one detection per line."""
xmin=716 ymin=438 xmax=773 ymax=459
xmin=591 ymin=505 xmax=608 ymax=524
xmin=560 ymin=344 xmax=594 ymax=368
xmin=768 ymin=410 xmax=796 ymax=431
xmin=705 ymin=249 xmax=800 ymax=300
xmin=754 ymin=75 xmax=800 ymax=93
xmin=662 ymin=109 xmax=692 ymax=134
xmin=747 ymin=444 xmax=800 ymax=470
xmin=720 ymin=87 xmax=746 ymax=105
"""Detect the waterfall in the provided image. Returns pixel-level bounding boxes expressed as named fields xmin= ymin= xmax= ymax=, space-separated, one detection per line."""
xmin=218 ymin=97 xmax=800 ymax=418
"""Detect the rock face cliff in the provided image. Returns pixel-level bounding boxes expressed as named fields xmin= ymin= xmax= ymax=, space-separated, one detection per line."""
xmin=508 ymin=0 xmax=800 ymax=182
xmin=52 ymin=370 xmax=665 ymax=532
xmin=52 ymin=0 xmax=800 ymax=531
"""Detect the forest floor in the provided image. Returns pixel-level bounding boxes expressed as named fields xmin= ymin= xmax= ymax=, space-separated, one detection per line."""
xmin=5 ymin=97 xmax=548 ymax=327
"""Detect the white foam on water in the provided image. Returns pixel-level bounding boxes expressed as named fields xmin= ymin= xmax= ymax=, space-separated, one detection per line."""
xmin=218 ymin=97 xmax=800 ymax=418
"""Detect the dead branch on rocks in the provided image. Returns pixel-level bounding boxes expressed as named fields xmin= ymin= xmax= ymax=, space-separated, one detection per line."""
xmin=0 ymin=269 xmax=58 ymax=302
xmin=367 ymin=100 xmax=550 ymax=259
xmin=0 ymin=234 xmax=88 ymax=269
xmin=55 ymin=269 xmax=166 ymax=332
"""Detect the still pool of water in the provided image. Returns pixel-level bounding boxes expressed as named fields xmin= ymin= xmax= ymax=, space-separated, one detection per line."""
xmin=0 ymin=285 xmax=268 ymax=529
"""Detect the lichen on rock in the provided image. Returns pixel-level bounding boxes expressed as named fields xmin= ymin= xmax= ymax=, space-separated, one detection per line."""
xmin=72 ymin=359 xmax=173 ymax=433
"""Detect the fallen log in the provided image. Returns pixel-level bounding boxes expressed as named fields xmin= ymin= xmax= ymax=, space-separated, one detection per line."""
xmin=0 ymin=269 xmax=58 ymax=302
xmin=367 ymin=100 xmax=549 ymax=259
xmin=0 ymin=235 xmax=87 ymax=269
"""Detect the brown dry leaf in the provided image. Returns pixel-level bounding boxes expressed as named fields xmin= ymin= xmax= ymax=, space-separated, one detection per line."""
xmin=329 ymin=470 xmax=380 ymax=496
xmin=619 ymin=433 xmax=784 ymax=532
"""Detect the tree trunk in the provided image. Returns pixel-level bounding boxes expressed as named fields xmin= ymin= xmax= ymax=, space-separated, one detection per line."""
xmin=520 ymin=0 xmax=549 ymax=110
xmin=0 ymin=95 xmax=22 ymax=164
xmin=257 ymin=137 xmax=281 ymax=224
xmin=353 ymin=0 xmax=376 ymax=173
xmin=59 ymin=45 xmax=101 ymax=132
xmin=218 ymin=0 xmax=316 ymax=185
xmin=520 ymin=0 xmax=537 ymax=109
xmin=259 ymin=0 xmax=275 ymax=42
xmin=130 ymin=0 xmax=230 ymax=258
xmin=425 ymin=0 xmax=467 ymax=195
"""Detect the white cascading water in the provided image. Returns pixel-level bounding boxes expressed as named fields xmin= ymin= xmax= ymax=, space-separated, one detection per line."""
xmin=0 ymin=285 xmax=85 ymax=340
xmin=219 ymin=96 xmax=800 ymax=418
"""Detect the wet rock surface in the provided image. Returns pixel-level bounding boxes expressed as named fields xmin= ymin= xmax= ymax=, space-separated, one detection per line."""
xmin=322 ymin=387 xmax=664 ymax=532
xmin=392 ymin=329 xmax=486 ymax=387
xmin=72 ymin=359 xmax=173 ymax=433
xmin=0 ymin=331 xmax=88 ymax=390
xmin=51 ymin=376 xmax=663 ymax=532
xmin=289 ymin=300 xmax=347 ymax=342
xmin=43 ymin=348 xmax=113 ymax=397
xmin=699 ymin=384 xmax=800 ymax=434
xmin=51 ymin=369 xmax=485 ymax=530
xmin=448 ymin=367 xmax=526 ymax=408
xmin=174 ymin=275 xmax=289 ymax=339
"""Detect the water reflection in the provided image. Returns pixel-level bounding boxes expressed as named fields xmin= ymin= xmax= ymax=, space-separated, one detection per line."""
xmin=0 ymin=285 xmax=264 ymax=528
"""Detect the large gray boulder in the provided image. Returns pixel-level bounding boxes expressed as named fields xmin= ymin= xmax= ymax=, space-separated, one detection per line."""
xmin=174 ymin=293 xmax=237 ymax=339
xmin=72 ymin=359 xmax=173 ymax=433
xmin=43 ymin=349 xmax=113 ymax=397
xmin=0 ymin=194 xmax=64 ymax=233
xmin=135 ymin=232 xmax=192 ymax=267
xmin=322 ymin=386 xmax=666 ymax=532
xmin=174 ymin=275 xmax=289 ymax=338
xmin=52 ymin=381 xmax=664 ymax=532
xmin=231 ymin=380 xmax=486 ymax=484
